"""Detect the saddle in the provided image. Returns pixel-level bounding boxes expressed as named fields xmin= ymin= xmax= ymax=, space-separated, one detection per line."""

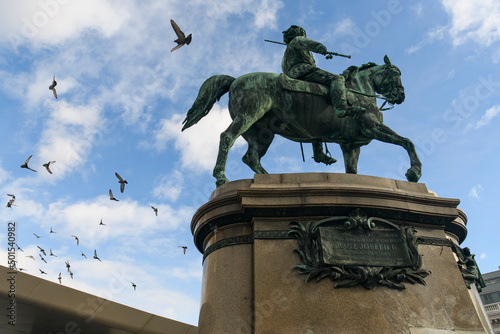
xmin=278 ymin=73 xmax=329 ymax=97
xmin=279 ymin=74 xmax=357 ymax=105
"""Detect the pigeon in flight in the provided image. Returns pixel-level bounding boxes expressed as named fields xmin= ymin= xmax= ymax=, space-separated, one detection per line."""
xmin=50 ymin=227 xmax=56 ymax=233
xmin=37 ymin=246 xmax=46 ymax=256
xmin=109 ymin=189 xmax=119 ymax=201
xmin=81 ymin=251 xmax=87 ymax=259
xmin=99 ymin=218 xmax=106 ymax=226
xmin=151 ymin=206 xmax=158 ymax=216
xmin=65 ymin=259 xmax=71 ymax=272
xmin=115 ymin=173 xmax=128 ymax=193
xmin=170 ymin=19 xmax=192 ymax=52
xmin=69 ymin=269 xmax=74 ymax=279
xmin=26 ymin=255 xmax=36 ymax=261
xmin=43 ymin=161 xmax=56 ymax=174
xmin=131 ymin=282 xmax=137 ymax=291
xmin=71 ymin=235 xmax=79 ymax=245
xmin=33 ymin=233 xmax=41 ymax=238
xmin=39 ymin=269 xmax=47 ymax=275
xmin=50 ymin=249 xmax=57 ymax=257
xmin=39 ymin=254 xmax=47 ymax=263
xmin=15 ymin=243 xmax=24 ymax=252
xmin=178 ymin=246 xmax=187 ymax=254
xmin=21 ymin=155 xmax=37 ymax=172
xmin=58 ymin=272 xmax=62 ymax=284
xmin=6 ymin=194 xmax=15 ymax=208
xmin=49 ymin=76 xmax=57 ymax=99
xmin=93 ymin=249 xmax=102 ymax=262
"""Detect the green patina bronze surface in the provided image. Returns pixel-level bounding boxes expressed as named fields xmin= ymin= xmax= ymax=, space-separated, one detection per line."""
xmin=288 ymin=209 xmax=430 ymax=290
xmin=182 ymin=25 xmax=422 ymax=188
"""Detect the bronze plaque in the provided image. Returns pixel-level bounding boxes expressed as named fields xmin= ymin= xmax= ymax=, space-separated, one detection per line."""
xmin=318 ymin=227 xmax=412 ymax=267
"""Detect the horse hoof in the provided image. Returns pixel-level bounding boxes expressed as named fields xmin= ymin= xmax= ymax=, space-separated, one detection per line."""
xmin=405 ymin=166 xmax=421 ymax=183
xmin=216 ymin=177 xmax=230 ymax=188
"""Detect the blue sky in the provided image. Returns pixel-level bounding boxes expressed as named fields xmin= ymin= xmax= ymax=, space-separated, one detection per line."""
xmin=1 ymin=0 xmax=499 ymax=326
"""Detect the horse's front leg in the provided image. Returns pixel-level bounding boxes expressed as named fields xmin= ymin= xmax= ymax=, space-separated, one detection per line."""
xmin=365 ymin=122 xmax=422 ymax=182
xmin=340 ymin=144 xmax=360 ymax=174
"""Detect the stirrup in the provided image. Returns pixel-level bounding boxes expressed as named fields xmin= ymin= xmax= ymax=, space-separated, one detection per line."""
xmin=335 ymin=105 xmax=366 ymax=118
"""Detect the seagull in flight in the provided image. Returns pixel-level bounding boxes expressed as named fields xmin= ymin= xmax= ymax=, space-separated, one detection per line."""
xmin=170 ymin=19 xmax=192 ymax=52
xmin=43 ymin=161 xmax=56 ymax=174
xmin=71 ymin=235 xmax=79 ymax=245
xmin=109 ymin=189 xmax=119 ymax=201
xmin=151 ymin=206 xmax=158 ymax=216
xmin=178 ymin=246 xmax=187 ymax=254
xmin=93 ymin=249 xmax=102 ymax=262
xmin=131 ymin=282 xmax=137 ymax=291
xmin=49 ymin=76 xmax=57 ymax=99
xmin=21 ymin=155 xmax=37 ymax=172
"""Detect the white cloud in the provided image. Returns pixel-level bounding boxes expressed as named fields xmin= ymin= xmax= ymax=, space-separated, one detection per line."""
xmin=153 ymin=107 xmax=245 ymax=173
xmin=0 ymin=0 xmax=131 ymax=48
xmin=441 ymin=0 xmax=500 ymax=47
xmin=334 ymin=18 xmax=356 ymax=36
xmin=469 ymin=184 xmax=483 ymax=199
xmin=475 ymin=105 xmax=500 ymax=129
xmin=152 ymin=170 xmax=184 ymax=201
xmin=405 ymin=26 xmax=446 ymax=55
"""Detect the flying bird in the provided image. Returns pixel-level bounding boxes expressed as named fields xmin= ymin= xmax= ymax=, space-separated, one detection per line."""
xmin=6 ymin=194 xmax=15 ymax=208
xmin=58 ymin=272 xmax=62 ymax=284
xmin=33 ymin=233 xmax=41 ymax=238
xmin=49 ymin=76 xmax=57 ymax=99
xmin=39 ymin=254 xmax=47 ymax=263
xmin=178 ymin=246 xmax=187 ymax=254
xmin=50 ymin=249 xmax=57 ymax=257
xmin=151 ymin=206 xmax=158 ymax=216
xmin=50 ymin=227 xmax=56 ymax=233
xmin=37 ymin=246 xmax=46 ymax=256
xmin=81 ymin=251 xmax=87 ymax=259
xmin=65 ymin=259 xmax=71 ymax=272
xmin=109 ymin=189 xmax=119 ymax=201
xmin=26 ymin=255 xmax=36 ymax=261
xmin=15 ymin=244 xmax=24 ymax=252
xmin=17 ymin=268 xmax=26 ymax=271
xmin=71 ymin=235 xmax=79 ymax=245
xmin=69 ymin=269 xmax=74 ymax=279
xmin=21 ymin=155 xmax=37 ymax=172
xmin=131 ymin=282 xmax=137 ymax=291
xmin=93 ymin=249 xmax=102 ymax=262
xmin=43 ymin=161 xmax=56 ymax=174
xmin=39 ymin=269 xmax=47 ymax=275
xmin=99 ymin=218 xmax=106 ymax=226
xmin=115 ymin=173 xmax=128 ymax=193
xmin=170 ymin=19 xmax=192 ymax=52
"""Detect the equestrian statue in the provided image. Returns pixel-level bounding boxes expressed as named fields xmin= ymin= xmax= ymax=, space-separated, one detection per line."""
xmin=182 ymin=25 xmax=422 ymax=187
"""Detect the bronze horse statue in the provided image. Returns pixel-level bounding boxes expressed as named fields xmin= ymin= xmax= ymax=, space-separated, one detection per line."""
xmin=182 ymin=55 xmax=421 ymax=187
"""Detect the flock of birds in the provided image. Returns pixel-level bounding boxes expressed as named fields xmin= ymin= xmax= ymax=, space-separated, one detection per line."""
xmin=6 ymin=18 xmax=192 ymax=291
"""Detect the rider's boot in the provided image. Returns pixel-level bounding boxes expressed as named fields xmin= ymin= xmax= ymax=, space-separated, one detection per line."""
xmin=331 ymin=78 xmax=366 ymax=118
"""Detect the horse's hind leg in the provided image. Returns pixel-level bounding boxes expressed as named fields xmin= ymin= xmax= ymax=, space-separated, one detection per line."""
xmin=340 ymin=144 xmax=361 ymax=174
xmin=242 ymin=126 xmax=273 ymax=174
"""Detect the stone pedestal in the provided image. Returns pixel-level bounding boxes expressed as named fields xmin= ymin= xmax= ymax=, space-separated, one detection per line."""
xmin=192 ymin=173 xmax=487 ymax=333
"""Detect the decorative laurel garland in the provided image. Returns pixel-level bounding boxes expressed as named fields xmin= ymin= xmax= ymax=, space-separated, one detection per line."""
xmin=288 ymin=209 xmax=431 ymax=290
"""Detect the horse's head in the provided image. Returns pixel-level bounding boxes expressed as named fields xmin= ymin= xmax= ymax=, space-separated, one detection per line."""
xmin=374 ymin=55 xmax=405 ymax=105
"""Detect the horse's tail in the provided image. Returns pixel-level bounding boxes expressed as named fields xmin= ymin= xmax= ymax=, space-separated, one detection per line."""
xmin=182 ymin=75 xmax=235 ymax=131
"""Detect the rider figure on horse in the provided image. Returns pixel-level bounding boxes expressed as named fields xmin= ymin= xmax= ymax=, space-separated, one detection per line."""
xmin=281 ymin=25 xmax=365 ymax=118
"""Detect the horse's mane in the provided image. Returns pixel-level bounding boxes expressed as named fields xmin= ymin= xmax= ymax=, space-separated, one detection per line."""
xmin=342 ymin=62 xmax=378 ymax=81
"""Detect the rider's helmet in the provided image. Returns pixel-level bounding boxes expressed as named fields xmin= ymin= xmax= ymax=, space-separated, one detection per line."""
xmin=282 ymin=25 xmax=306 ymax=44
